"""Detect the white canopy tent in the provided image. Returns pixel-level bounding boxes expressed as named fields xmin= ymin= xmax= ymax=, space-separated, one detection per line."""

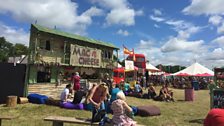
xmin=117 ymin=63 xmax=122 ymax=68
xmin=173 ymin=62 xmax=214 ymax=76
xmin=146 ymin=62 xmax=160 ymax=72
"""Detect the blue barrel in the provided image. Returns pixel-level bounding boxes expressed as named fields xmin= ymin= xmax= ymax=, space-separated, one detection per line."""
xmin=192 ymin=81 xmax=199 ymax=90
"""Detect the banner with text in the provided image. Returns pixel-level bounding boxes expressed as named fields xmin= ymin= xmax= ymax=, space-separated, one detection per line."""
xmin=70 ymin=44 xmax=101 ymax=67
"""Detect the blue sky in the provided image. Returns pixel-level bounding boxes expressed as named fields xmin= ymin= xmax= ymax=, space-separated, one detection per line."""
xmin=0 ymin=0 xmax=224 ymax=68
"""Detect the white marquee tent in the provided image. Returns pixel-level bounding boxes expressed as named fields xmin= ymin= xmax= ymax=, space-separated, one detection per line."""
xmin=146 ymin=62 xmax=160 ymax=72
xmin=173 ymin=62 xmax=214 ymax=76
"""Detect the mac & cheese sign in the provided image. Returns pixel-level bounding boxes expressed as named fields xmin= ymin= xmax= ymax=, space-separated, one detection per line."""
xmin=70 ymin=44 xmax=101 ymax=67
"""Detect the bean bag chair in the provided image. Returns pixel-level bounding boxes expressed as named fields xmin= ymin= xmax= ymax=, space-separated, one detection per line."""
xmin=204 ymin=108 xmax=224 ymax=126
xmin=27 ymin=93 xmax=48 ymax=104
xmin=130 ymin=106 xmax=138 ymax=116
xmin=124 ymin=91 xmax=129 ymax=96
xmin=60 ymin=102 xmax=84 ymax=110
xmin=137 ymin=105 xmax=161 ymax=117
xmin=45 ymin=97 xmax=61 ymax=107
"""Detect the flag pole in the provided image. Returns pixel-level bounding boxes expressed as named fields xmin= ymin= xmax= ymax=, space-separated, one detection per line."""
xmin=123 ymin=44 xmax=125 ymax=63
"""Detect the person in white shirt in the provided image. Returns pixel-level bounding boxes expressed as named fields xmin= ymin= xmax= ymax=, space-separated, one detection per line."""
xmin=60 ymin=84 xmax=72 ymax=102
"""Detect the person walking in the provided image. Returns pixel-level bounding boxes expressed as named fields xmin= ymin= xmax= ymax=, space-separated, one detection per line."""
xmin=55 ymin=72 xmax=63 ymax=88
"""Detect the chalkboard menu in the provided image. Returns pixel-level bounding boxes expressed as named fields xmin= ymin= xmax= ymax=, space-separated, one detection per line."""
xmin=212 ymin=89 xmax=224 ymax=108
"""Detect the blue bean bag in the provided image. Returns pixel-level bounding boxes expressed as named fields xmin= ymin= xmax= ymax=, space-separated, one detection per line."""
xmin=131 ymin=106 xmax=138 ymax=116
xmin=27 ymin=93 xmax=48 ymax=104
xmin=60 ymin=102 xmax=84 ymax=110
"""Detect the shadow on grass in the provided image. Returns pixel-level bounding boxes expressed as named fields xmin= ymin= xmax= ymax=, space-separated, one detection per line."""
xmin=188 ymin=119 xmax=204 ymax=124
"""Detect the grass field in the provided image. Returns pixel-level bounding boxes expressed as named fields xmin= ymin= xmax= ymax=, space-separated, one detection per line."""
xmin=0 ymin=87 xmax=210 ymax=126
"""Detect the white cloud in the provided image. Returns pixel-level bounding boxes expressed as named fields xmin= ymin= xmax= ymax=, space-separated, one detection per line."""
xmin=106 ymin=8 xmax=135 ymax=26
xmin=91 ymin=0 xmax=142 ymax=26
xmin=209 ymin=15 xmax=223 ymax=26
xmin=212 ymin=36 xmax=224 ymax=46
xmin=135 ymin=10 xmax=144 ymax=16
xmin=137 ymin=40 xmax=154 ymax=49
xmin=0 ymin=22 xmax=29 ymax=45
xmin=117 ymin=29 xmax=129 ymax=36
xmin=150 ymin=15 xmax=165 ymax=22
xmin=154 ymin=24 xmax=160 ymax=28
xmin=0 ymin=0 xmax=103 ymax=35
xmin=205 ymin=48 xmax=224 ymax=60
xmin=165 ymin=20 xmax=190 ymax=30
xmin=153 ymin=9 xmax=162 ymax=16
xmin=217 ymin=22 xmax=224 ymax=34
xmin=161 ymin=37 xmax=204 ymax=53
xmin=165 ymin=19 xmax=202 ymax=40
xmin=178 ymin=26 xmax=200 ymax=39
xmin=130 ymin=38 xmax=223 ymax=69
xmin=183 ymin=0 xmax=224 ymax=15
xmin=133 ymin=39 xmax=196 ymax=66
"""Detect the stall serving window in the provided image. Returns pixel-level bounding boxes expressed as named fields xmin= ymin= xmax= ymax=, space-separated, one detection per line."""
xmin=102 ymin=50 xmax=112 ymax=59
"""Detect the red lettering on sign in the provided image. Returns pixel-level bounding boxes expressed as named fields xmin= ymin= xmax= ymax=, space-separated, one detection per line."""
xmin=78 ymin=57 xmax=99 ymax=66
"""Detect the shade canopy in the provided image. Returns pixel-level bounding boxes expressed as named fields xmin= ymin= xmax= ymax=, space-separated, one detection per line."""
xmin=173 ymin=62 xmax=214 ymax=76
xmin=117 ymin=63 xmax=122 ymax=68
xmin=146 ymin=63 xmax=160 ymax=72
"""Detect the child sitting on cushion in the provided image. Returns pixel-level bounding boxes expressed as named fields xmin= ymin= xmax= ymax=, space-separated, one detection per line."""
xmin=111 ymin=91 xmax=137 ymax=126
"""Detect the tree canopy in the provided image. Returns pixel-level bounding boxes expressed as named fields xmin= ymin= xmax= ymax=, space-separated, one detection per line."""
xmin=0 ymin=37 xmax=28 ymax=62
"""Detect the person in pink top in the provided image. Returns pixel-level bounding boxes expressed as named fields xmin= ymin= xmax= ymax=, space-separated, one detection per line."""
xmin=73 ymin=72 xmax=80 ymax=91
xmin=73 ymin=72 xmax=80 ymax=99
xmin=111 ymin=91 xmax=136 ymax=126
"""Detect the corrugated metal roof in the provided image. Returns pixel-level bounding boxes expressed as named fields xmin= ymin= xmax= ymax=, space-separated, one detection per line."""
xmin=32 ymin=24 xmax=119 ymax=49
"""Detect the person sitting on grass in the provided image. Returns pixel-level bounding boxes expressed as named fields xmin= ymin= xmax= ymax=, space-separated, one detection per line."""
xmin=60 ymin=84 xmax=72 ymax=103
xmin=134 ymin=81 xmax=143 ymax=95
xmin=165 ymin=84 xmax=174 ymax=102
xmin=135 ymin=82 xmax=142 ymax=94
xmin=111 ymin=91 xmax=137 ymax=126
xmin=159 ymin=84 xmax=172 ymax=102
xmin=120 ymin=80 xmax=131 ymax=95
xmin=148 ymin=83 xmax=157 ymax=99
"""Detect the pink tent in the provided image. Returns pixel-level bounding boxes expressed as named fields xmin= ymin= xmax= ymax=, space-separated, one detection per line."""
xmin=195 ymin=73 xmax=213 ymax=77
xmin=175 ymin=73 xmax=191 ymax=76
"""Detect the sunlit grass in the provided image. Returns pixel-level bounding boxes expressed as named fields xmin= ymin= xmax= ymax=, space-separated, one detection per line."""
xmin=0 ymin=87 xmax=210 ymax=126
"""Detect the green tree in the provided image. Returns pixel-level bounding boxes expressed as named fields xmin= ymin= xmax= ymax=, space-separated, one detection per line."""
xmin=0 ymin=37 xmax=13 ymax=62
xmin=13 ymin=43 xmax=29 ymax=56
xmin=0 ymin=37 xmax=29 ymax=62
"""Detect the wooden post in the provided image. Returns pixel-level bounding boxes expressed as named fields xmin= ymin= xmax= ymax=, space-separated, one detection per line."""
xmin=53 ymin=121 xmax=63 ymax=126
xmin=0 ymin=119 xmax=2 ymax=126
xmin=6 ymin=96 xmax=17 ymax=107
